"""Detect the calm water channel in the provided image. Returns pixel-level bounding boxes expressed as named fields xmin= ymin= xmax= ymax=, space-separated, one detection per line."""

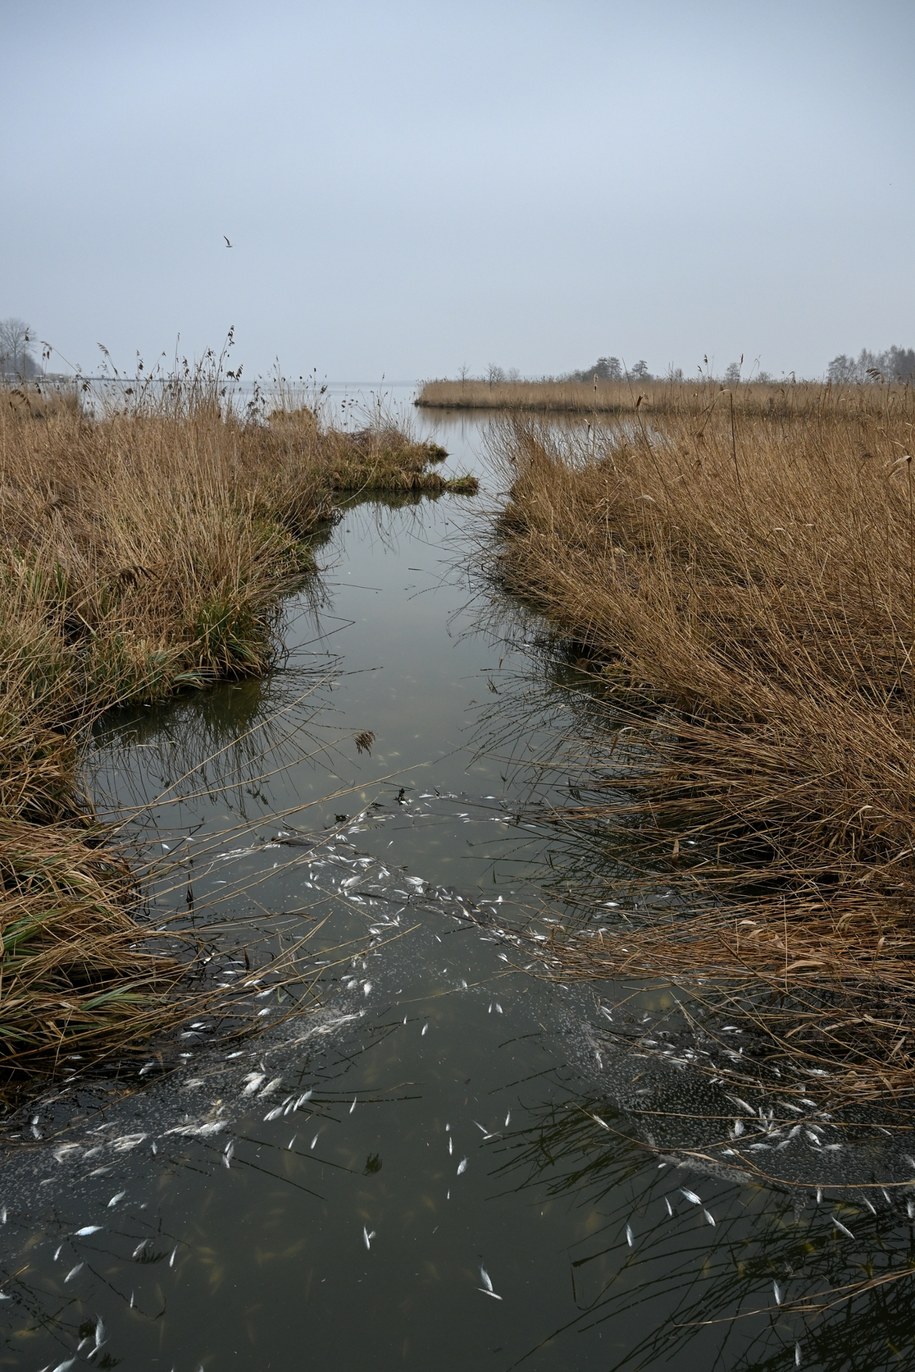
xmin=2 ymin=398 xmax=915 ymax=1370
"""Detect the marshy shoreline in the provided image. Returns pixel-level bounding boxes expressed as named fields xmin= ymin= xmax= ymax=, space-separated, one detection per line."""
xmin=0 ymin=377 xmax=478 ymax=1101
xmin=485 ymin=379 xmax=915 ymax=1109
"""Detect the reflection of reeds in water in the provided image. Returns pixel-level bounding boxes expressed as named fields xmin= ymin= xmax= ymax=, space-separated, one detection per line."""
xmin=491 ymin=1099 xmax=915 ymax=1371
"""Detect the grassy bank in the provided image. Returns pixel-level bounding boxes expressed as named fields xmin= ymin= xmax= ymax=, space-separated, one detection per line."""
xmin=0 ymin=377 xmax=476 ymax=1098
xmin=490 ymin=385 xmax=915 ymax=1103
xmin=417 ymin=375 xmax=912 ymax=420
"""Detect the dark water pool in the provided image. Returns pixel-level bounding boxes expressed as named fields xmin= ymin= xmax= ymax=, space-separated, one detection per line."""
xmin=1 ymin=412 xmax=914 ymax=1372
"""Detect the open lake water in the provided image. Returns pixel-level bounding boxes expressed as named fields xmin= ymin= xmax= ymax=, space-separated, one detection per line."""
xmin=2 ymin=392 xmax=914 ymax=1370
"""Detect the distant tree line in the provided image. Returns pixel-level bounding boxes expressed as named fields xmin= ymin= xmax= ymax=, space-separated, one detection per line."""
xmin=0 ymin=317 xmax=42 ymax=379
xmin=565 ymin=356 xmax=652 ymax=383
xmin=565 ymin=356 xmax=784 ymax=384
xmin=826 ymin=345 xmax=915 ymax=384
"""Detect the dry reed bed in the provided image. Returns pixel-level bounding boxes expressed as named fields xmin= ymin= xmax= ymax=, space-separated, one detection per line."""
xmin=0 ymin=384 xmax=474 ymax=1097
xmin=417 ymin=375 xmax=914 ymax=419
xmin=490 ymin=388 xmax=915 ymax=1102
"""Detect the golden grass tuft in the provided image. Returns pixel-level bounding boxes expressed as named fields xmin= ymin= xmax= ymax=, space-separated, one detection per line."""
xmin=489 ymin=384 xmax=915 ymax=1102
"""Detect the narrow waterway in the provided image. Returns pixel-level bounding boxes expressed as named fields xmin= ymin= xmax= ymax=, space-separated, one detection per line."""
xmin=2 ymin=407 xmax=915 ymax=1371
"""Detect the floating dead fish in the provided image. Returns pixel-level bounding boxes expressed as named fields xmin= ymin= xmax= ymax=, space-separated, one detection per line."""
xmin=91 ymin=1315 xmax=107 ymax=1357
xmin=773 ymin=1280 xmax=783 ymax=1306
xmin=74 ymin=1226 xmax=103 ymax=1238
xmin=625 ymin=1223 xmax=634 ymax=1247
xmin=363 ymin=1226 xmax=376 ymax=1251
xmin=832 ymin=1215 xmax=855 ymax=1239
xmin=65 ymin=1263 xmax=85 ymax=1283
xmin=457 ymin=1158 xmax=468 ymax=1175
xmin=680 ymin=1189 xmax=701 ymax=1205
xmin=107 ymin=1191 xmax=126 ymax=1208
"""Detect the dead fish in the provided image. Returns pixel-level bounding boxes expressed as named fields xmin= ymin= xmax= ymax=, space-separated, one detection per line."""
xmin=107 ymin=1191 xmax=126 ymax=1208
xmin=703 ymin=1209 xmax=716 ymax=1227
xmin=773 ymin=1280 xmax=783 ymax=1306
xmin=680 ymin=1188 xmax=701 ymax=1206
xmin=590 ymin=1114 xmax=610 ymax=1131
xmin=74 ymin=1226 xmax=103 ymax=1238
xmin=363 ymin=1226 xmax=376 ymax=1251
xmin=64 ymin=1263 xmax=85 ymax=1283
xmin=664 ymin=1197 xmax=674 ymax=1217
xmin=457 ymin=1158 xmax=469 ymax=1175
xmin=92 ymin=1315 xmax=107 ymax=1356
xmin=625 ymin=1223 xmax=634 ymax=1247
xmin=832 ymin=1215 xmax=855 ymax=1239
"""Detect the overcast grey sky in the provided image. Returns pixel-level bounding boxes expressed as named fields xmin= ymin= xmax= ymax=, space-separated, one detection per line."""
xmin=4 ymin=0 xmax=913 ymax=382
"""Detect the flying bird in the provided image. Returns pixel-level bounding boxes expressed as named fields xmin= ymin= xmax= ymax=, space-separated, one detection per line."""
xmin=223 ymin=235 xmax=233 ymax=248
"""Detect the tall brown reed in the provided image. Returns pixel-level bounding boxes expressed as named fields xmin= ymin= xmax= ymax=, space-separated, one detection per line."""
xmin=489 ymin=386 xmax=915 ymax=1103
